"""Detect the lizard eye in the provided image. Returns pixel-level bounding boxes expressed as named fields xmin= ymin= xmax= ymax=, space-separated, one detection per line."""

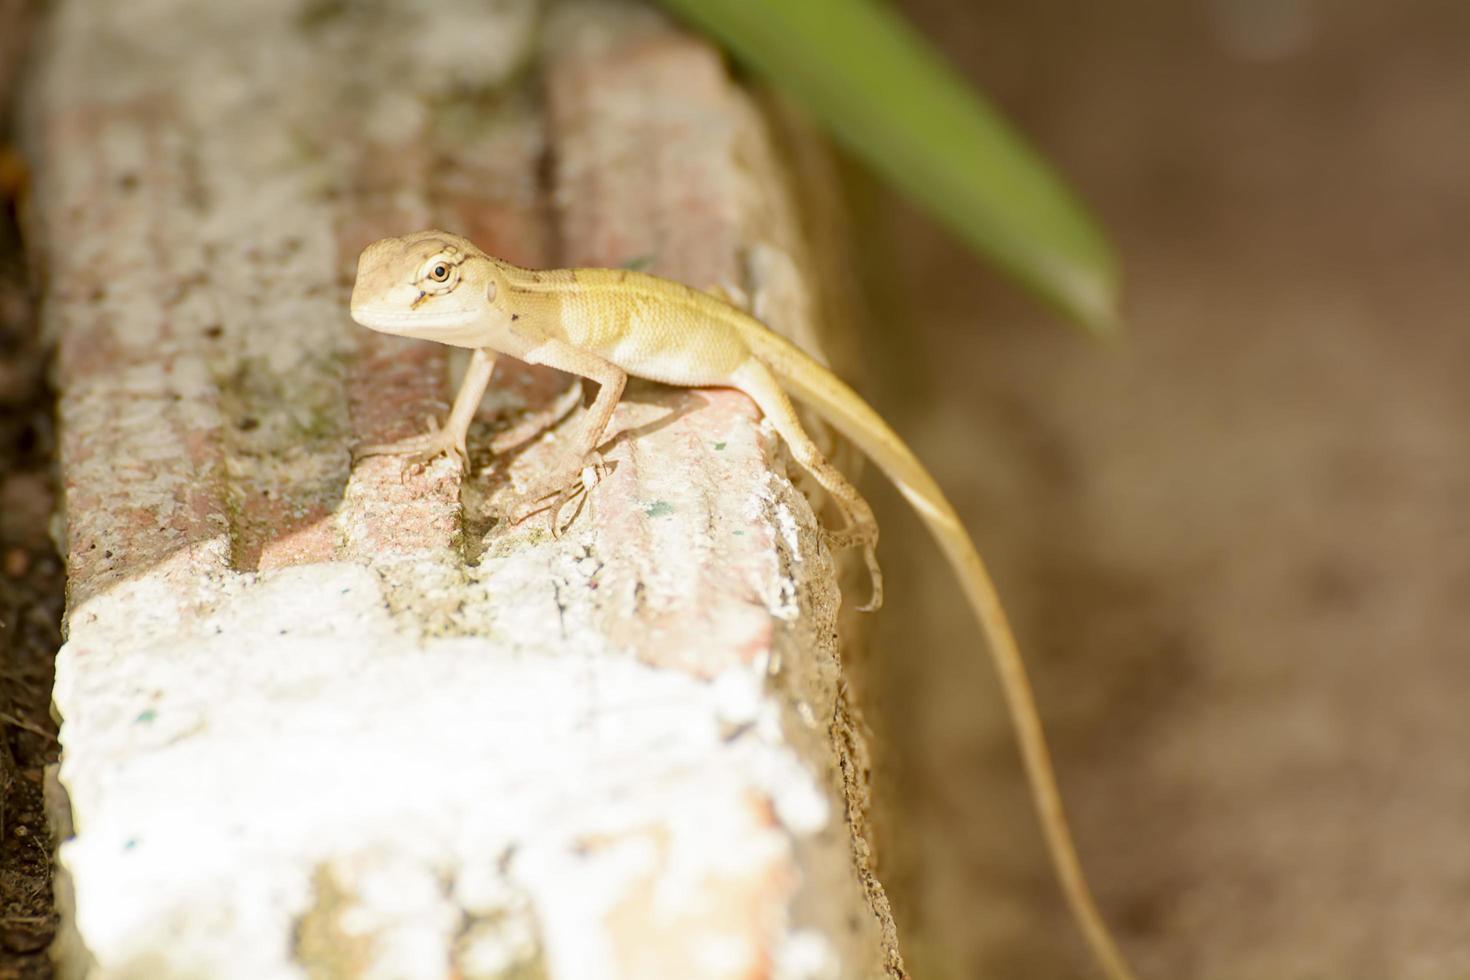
xmin=419 ymin=256 xmax=458 ymax=291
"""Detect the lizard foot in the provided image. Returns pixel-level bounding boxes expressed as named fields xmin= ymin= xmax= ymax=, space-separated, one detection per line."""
xmin=823 ymin=524 xmax=883 ymax=612
xmin=354 ymin=415 xmax=469 ymax=478
xmin=504 ymin=455 xmax=606 ymax=534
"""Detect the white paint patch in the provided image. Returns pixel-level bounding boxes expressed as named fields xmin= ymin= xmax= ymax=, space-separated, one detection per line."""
xmin=55 ymin=562 xmax=843 ymax=978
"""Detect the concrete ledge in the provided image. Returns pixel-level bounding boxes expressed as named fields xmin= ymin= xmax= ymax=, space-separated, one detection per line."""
xmin=26 ymin=0 xmax=899 ymax=976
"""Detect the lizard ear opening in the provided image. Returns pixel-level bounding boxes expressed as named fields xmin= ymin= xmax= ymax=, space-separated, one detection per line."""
xmin=485 ymin=279 xmax=497 ymax=303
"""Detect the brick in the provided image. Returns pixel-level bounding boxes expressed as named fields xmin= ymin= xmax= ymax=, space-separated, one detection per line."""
xmin=26 ymin=0 xmax=895 ymax=977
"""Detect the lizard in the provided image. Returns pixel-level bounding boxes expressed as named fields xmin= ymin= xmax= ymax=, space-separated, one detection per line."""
xmin=349 ymin=229 xmax=1138 ymax=980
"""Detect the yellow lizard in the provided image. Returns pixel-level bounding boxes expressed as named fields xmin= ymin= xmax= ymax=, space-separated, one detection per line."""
xmin=350 ymin=230 xmax=1137 ymax=980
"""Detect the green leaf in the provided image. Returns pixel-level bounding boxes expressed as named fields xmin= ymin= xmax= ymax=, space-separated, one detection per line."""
xmin=652 ymin=0 xmax=1122 ymax=335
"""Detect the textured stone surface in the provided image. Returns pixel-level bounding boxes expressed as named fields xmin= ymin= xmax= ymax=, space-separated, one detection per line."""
xmin=25 ymin=0 xmax=893 ymax=976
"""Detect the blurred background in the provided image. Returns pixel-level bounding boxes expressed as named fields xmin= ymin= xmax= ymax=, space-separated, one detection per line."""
xmin=860 ymin=1 xmax=1470 ymax=977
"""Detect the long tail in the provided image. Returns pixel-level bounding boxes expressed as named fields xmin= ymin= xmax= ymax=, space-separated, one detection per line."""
xmin=742 ymin=325 xmax=1137 ymax=980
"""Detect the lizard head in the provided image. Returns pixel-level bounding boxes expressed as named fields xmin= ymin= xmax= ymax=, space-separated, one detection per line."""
xmin=349 ymin=230 xmax=508 ymax=347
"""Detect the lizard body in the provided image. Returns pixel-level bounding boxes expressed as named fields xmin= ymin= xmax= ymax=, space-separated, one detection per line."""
xmin=350 ymin=230 xmax=1137 ymax=980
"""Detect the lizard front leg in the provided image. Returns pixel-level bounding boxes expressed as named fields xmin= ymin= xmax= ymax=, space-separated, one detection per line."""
xmin=503 ymin=339 xmax=627 ymax=526
xmin=355 ymin=347 xmax=498 ymax=470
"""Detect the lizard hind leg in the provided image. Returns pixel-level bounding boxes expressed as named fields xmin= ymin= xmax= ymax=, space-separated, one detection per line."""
xmin=732 ymin=359 xmax=883 ymax=611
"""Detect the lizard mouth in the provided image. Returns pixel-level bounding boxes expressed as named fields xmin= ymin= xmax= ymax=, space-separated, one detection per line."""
xmin=349 ymin=306 xmax=477 ymax=332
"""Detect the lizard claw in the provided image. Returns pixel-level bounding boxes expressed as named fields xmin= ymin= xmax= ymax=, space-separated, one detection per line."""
xmin=355 ymin=414 xmax=470 ymax=475
xmin=504 ymin=455 xmax=606 ymax=531
xmin=823 ymin=524 xmax=883 ymax=612
xmin=857 ymin=543 xmax=883 ymax=611
xmin=547 ymin=480 xmax=589 ymax=538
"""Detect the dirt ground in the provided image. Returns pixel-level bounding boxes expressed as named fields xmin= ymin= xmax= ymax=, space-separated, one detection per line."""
xmin=0 ymin=4 xmax=60 ymax=977
xmin=0 ymin=141 xmax=60 ymax=980
xmin=862 ymin=2 xmax=1470 ymax=978
xmin=0 ymin=219 xmax=59 ymax=976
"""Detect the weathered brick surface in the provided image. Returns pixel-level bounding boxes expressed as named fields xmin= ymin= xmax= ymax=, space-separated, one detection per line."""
xmin=26 ymin=0 xmax=894 ymax=976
